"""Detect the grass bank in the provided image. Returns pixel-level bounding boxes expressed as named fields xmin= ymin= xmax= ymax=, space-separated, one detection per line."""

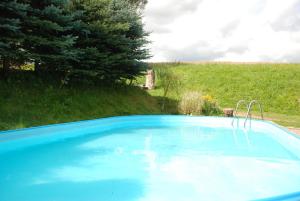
xmin=0 ymin=72 xmax=161 ymax=130
xmin=1 ymin=63 xmax=299 ymax=130
xmin=142 ymin=63 xmax=300 ymax=127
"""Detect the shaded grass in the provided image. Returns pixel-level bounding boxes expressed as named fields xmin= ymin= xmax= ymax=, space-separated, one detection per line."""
xmin=0 ymin=73 xmax=161 ymax=130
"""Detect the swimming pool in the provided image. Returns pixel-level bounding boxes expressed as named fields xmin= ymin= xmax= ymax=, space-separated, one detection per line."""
xmin=0 ymin=115 xmax=300 ymax=201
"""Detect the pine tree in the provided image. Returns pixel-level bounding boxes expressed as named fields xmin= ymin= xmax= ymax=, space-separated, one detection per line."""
xmin=21 ymin=0 xmax=77 ymax=72
xmin=128 ymin=0 xmax=147 ymax=9
xmin=108 ymin=0 xmax=150 ymax=80
xmin=0 ymin=0 xmax=28 ymax=77
xmin=1 ymin=0 xmax=150 ymax=82
xmin=70 ymin=0 xmax=150 ymax=82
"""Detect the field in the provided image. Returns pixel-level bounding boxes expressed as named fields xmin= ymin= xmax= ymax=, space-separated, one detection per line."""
xmin=0 ymin=63 xmax=299 ymax=130
xmin=142 ymin=63 xmax=300 ymax=127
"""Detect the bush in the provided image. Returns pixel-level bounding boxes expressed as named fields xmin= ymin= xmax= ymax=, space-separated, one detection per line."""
xmin=201 ymin=95 xmax=223 ymax=116
xmin=155 ymin=67 xmax=181 ymax=97
xmin=178 ymin=92 xmax=223 ymax=116
xmin=178 ymin=91 xmax=203 ymax=115
xmin=155 ymin=67 xmax=181 ymax=111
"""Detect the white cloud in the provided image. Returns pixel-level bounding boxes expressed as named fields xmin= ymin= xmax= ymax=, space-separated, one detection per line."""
xmin=144 ymin=0 xmax=300 ymax=62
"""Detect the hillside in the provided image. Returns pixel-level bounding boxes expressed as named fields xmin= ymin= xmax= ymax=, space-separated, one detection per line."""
xmin=145 ymin=63 xmax=300 ymax=127
xmin=1 ymin=63 xmax=299 ymax=131
xmin=0 ymin=73 xmax=161 ymax=130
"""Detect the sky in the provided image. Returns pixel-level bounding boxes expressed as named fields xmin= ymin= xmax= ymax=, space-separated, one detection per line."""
xmin=143 ymin=0 xmax=300 ymax=62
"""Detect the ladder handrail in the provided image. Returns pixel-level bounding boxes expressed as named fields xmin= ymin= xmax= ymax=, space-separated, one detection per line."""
xmin=231 ymin=100 xmax=248 ymax=126
xmin=244 ymin=100 xmax=264 ymax=127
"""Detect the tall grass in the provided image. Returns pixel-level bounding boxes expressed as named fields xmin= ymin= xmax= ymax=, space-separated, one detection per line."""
xmin=150 ymin=63 xmax=300 ymax=115
xmin=0 ymin=72 xmax=161 ymax=130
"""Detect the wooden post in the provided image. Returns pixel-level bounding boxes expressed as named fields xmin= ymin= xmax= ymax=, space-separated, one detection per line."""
xmin=145 ymin=69 xmax=155 ymax=90
xmin=223 ymin=108 xmax=234 ymax=117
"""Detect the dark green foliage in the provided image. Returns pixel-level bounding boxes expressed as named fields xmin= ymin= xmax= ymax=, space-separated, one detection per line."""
xmin=0 ymin=0 xmax=149 ymax=82
xmin=128 ymin=0 xmax=147 ymax=8
xmin=21 ymin=0 xmax=77 ymax=72
xmin=0 ymin=0 xmax=28 ymax=76
xmin=70 ymin=0 xmax=149 ymax=82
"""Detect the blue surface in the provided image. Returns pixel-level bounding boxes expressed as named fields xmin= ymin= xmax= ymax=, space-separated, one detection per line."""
xmin=1 ymin=115 xmax=300 ymax=201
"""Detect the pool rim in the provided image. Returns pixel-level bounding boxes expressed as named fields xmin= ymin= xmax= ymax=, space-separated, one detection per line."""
xmin=0 ymin=115 xmax=298 ymax=137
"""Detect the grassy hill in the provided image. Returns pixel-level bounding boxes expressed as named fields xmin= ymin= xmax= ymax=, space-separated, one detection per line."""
xmin=1 ymin=63 xmax=299 ymax=131
xmin=143 ymin=63 xmax=300 ymax=127
xmin=0 ymin=73 xmax=161 ymax=130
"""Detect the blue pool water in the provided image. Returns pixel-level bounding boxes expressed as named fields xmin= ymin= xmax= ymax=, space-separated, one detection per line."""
xmin=1 ymin=115 xmax=300 ymax=201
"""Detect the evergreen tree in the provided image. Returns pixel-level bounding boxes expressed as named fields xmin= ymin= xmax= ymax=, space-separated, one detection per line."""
xmin=71 ymin=0 xmax=150 ymax=82
xmin=108 ymin=0 xmax=150 ymax=80
xmin=0 ymin=0 xmax=28 ymax=77
xmin=21 ymin=0 xmax=77 ymax=72
xmin=1 ymin=0 xmax=149 ymax=83
xmin=128 ymin=0 xmax=147 ymax=9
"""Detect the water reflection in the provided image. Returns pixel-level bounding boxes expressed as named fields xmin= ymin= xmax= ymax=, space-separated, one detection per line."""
xmin=1 ymin=125 xmax=300 ymax=201
xmin=3 ymin=179 xmax=144 ymax=201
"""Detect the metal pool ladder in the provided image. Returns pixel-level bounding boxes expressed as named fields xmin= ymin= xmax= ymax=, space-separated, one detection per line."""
xmin=232 ymin=100 xmax=264 ymax=128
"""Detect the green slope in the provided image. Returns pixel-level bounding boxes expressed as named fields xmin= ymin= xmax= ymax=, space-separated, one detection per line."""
xmin=0 ymin=73 xmax=161 ymax=130
xmin=1 ymin=63 xmax=299 ymax=131
xmin=146 ymin=63 xmax=300 ymax=127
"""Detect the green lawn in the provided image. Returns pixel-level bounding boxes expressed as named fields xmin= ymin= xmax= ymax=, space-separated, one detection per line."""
xmin=143 ymin=63 xmax=300 ymax=127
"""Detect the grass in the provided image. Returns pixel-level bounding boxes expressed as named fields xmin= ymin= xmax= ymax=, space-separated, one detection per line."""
xmin=1 ymin=62 xmax=299 ymax=130
xmin=250 ymin=112 xmax=300 ymax=128
xmin=140 ymin=62 xmax=300 ymax=127
xmin=0 ymin=72 xmax=161 ymax=130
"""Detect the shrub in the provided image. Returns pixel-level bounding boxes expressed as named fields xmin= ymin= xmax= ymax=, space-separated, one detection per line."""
xmin=201 ymin=95 xmax=223 ymax=116
xmin=178 ymin=92 xmax=223 ymax=116
xmin=178 ymin=91 xmax=203 ymax=115
xmin=155 ymin=67 xmax=181 ymax=111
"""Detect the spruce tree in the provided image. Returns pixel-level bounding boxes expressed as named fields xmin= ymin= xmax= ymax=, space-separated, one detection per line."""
xmin=22 ymin=0 xmax=77 ymax=72
xmin=71 ymin=0 xmax=150 ymax=82
xmin=108 ymin=0 xmax=150 ymax=80
xmin=128 ymin=0 xmax=147 ymax=9
xmin=1 ymin=0 xmax=150 ymax=82
xmin=0 ymin=0 xmax=28 ymax=77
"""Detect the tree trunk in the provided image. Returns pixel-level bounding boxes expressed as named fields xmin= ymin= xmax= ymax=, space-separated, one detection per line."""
xmin=1 ymin=58 xmax=10 ymax=79
xmin=145 ymin=69 xmax=155 ymax=89
xmin=34 ymin=61 xmax=40 ymax=72
xmin=161 ymin=81 xmax=170 ymax=111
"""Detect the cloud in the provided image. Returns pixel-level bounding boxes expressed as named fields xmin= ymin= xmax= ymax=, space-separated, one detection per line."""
xmin=144 ymin=0 xmax=201 ymax=25
xmin=221 ymin=20 xmax=240 ymax=38
xmin=271 ymin=1 xmax=300 ymax=32
xmin=144 ymin=0 xmax=300 ymax=62
xmin=283 ymin=52 xmax=300 ymax=62
xmin=227 ymin=45 xmax=249 ymax=54
xmin=163 ymin=42 xmax=226 ymax=61
xmin=146 ymin=24 xmax=171 ymax=34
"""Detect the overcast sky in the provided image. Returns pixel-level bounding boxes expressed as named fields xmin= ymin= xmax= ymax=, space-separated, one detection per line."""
xmin=143 ymin=0 xmax=300 ymax=62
